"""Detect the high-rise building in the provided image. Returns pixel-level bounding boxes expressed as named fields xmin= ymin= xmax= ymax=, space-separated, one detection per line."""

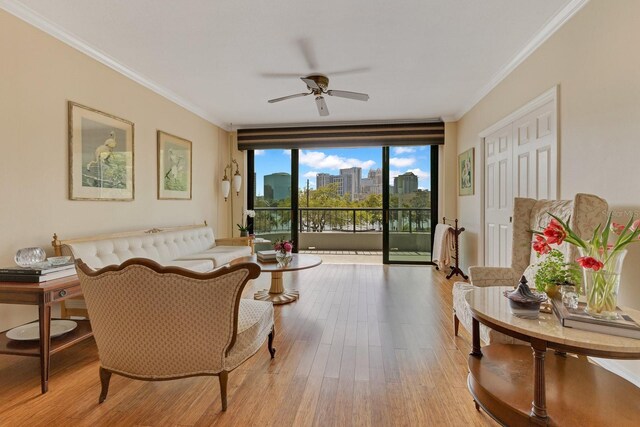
xmin=361 ymin=168 xmax=382 ymax=195
xmin=316 ymin=173 xmax=332 ymax=189
xmin=394 ymin=172 xmax=418 ymax=195
xmin=264 ymin=172 xmax=291 ymax=201
xmin=340 ymin=167 xmax=362 ymax=200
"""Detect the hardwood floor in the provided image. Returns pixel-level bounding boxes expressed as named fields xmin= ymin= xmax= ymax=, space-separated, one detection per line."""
xmin=0 ymin=264 xmax=496 ymax=426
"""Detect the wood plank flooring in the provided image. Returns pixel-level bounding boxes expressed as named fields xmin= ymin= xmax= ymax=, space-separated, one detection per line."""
xmin=0 ymin=264 xmax=496 ymax=426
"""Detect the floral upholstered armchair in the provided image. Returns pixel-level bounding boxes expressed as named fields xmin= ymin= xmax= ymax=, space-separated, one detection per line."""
xmin=452 ymin=193 xmax=608 ymax=344
xmin=76 ymin=258 xmax=274 ymax=411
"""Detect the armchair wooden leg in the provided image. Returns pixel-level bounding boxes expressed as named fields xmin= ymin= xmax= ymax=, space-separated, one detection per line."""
xmin=99 ymin=367 xmax=112 ymax=404
xmin=268 ymin=326 xmax=276 ymax=359
xmin=219 ymin=371 xmax=228 ymax=411
xmin=453 ymin=313 xmax=460 ymax=337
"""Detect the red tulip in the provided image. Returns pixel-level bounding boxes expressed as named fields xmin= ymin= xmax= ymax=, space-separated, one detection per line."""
xmin=577 ymin=256 xmax=604 ymax=271
xmin=543 ymin=219 xmax=567 ymax=245
xmin=283 ymin=242 xmax=293 ymax=252
xmin=532 ymin=235 xmax=551 ymax=255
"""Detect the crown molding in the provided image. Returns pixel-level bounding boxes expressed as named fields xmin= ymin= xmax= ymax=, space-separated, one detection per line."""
xmin=0 ymin=0 xmax=230 ymax=131
xmin=453 ymin=0 xmax=589 ymax=122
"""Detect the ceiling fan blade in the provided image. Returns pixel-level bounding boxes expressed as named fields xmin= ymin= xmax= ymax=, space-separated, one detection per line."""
xmin=323 ymin=66 xmax=371 ymax=76
xmin=297 ymin=38 xmax=318 ymax=70
xmin=327 ymin=90 xmax=369 ymax=101
xmin=261 ymin=72 xmax=309 ymax=78
xmin=301 ymin=77 xmax=320 ymax=90
xmin=315 ymin=96 xmax=329 ymax=116
xmin=268 ymin=92 xmax=311 ymax=103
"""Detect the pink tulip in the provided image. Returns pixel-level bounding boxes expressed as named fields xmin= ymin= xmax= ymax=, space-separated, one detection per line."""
xmin=274 ymin=243 xmax=282 ymax=251
xmin=610 ymin=222 xmax=626 ymax=235
xmin=283 ymin=242 xmax=293 ymax=252
xmin=631 ymin=219 xmax=640 ymax=232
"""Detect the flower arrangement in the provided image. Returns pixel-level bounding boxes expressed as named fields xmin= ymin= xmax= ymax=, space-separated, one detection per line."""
xmin=273 ymin=237 xmax=293 ymax=267
xmin=274 ymin=237 xmax=293 ymax=254
xmin=237 ymin=209 xmax=255 ymax=235
xmin=533 ymin=213 xmax=640 ymax=318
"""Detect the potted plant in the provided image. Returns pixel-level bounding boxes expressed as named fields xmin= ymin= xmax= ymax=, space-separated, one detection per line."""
xmin=237 ymin=209 xmax=255 ymax=237
xmin=274 ymin=237 xmax=293 ymax=267
xmin=531 ymin=249 xmax=581 ymax=298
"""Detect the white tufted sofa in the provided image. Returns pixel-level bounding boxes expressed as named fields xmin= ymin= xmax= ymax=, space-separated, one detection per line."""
xmin=53 ymin=225 xmax=252 ymax=317
xmin=59 ymin=226 xmax=251 ymax=272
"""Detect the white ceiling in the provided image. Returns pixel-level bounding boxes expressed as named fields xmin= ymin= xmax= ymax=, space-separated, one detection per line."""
xmin=3 ymin=0 xmax=582 ymax=129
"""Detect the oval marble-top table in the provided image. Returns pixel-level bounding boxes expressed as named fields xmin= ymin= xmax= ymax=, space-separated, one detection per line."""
xmin=465 ymin=286 xmax=640 ymax=426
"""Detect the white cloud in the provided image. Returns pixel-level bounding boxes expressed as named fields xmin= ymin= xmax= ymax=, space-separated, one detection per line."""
xmin=303 ymin=171 xmax=319 ymax=179
xmin=254 ymin=149 xmax=266 ymax=156
xmin=282 ymin=149 xmax=291 ymax=157
xmin=389 ymin=157 xmax=416 ymax=167
xmin=299 ymin=150 xmax=376 ymax=170
xmin=393 ymin=147 xmax=416 ymax=154
xmin=407 ymin=168 xmax=430 ymax=179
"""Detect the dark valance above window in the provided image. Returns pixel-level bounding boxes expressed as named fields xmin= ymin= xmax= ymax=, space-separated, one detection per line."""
xmin=237 ymin=121 xmax=444 ymax=150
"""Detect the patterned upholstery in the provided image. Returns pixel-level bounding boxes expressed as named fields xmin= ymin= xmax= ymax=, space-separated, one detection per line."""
xmin=76 ymin=259 xmax=270 ymax=379
xmin=454 ymin=194 xmax=608 ymax=345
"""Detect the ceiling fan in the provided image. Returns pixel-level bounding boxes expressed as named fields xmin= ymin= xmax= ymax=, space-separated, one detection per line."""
xmin=267 ymin=74 xmax=369 ymax=117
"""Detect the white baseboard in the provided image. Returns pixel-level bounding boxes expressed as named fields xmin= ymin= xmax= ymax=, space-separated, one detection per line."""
xmin=590 ymin=357 xmax=640 ymax=388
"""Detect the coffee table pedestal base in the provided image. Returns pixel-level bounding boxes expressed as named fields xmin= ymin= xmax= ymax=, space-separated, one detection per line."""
xmin=254 ymin=271 xmax=299 ymax=305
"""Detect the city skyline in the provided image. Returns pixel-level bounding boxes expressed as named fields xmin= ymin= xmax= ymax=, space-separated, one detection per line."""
xmin=253 ymin=147 xmax=431 ymax=196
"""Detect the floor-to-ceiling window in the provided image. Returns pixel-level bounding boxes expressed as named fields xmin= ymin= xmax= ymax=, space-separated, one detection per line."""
xmin=248 ymin=145 xmax=438 ymax=264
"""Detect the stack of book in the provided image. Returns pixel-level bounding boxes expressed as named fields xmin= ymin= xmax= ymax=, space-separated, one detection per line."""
xmin=0 ymin=262 xmax=76 ymax=283
xmin=551 ymin=296 xmax=640 ymax=340
xmin=257 ymin=250 xmax=277 ymax=263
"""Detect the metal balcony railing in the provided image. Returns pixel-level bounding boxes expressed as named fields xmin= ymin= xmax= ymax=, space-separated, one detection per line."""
xmin=252 ymin=207 xmax=431 ymax=234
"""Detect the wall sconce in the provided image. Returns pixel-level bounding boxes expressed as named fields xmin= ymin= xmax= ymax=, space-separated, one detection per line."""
xmin=222 ymin=159 xmax=241 ymax=201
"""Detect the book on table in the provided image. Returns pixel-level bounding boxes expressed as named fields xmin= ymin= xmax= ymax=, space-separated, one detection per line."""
xmin=0 ymin=262 xmax=75 ymax=275
xmin=551 ymin=296 xmax=640 ymax=340
xmin=257 ymin=250 xmax=277 ymax=262
xmin=0 ymin=263 xmax=77 ymax=283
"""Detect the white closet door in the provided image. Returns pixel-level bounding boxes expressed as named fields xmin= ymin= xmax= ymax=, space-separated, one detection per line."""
xmin=484 ymin=124 xmax=513 ymax=267
xmin=512 ymin=100 xmax=557 ymax=200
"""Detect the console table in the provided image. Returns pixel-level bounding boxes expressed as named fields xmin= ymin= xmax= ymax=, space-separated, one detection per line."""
xmin=0 ymin=275 xmax=93 ymax=394
xmin=466 ymin=286 xmax=640 ymax=426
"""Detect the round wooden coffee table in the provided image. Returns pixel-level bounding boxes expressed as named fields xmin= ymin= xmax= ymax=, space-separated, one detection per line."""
xmin=232 ymin=254 xmax=322 ymax=305
xmin=466 ymin=286 xmax=640 ymax=426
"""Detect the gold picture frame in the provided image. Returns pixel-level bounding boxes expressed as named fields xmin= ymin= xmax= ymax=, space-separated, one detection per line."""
xmin=157 ymin=131 xmax=192 ymax=200
xmin=68 ymin=101 xmax=134 ymax=201
xmin=458 ymin=148 xmax=474 ymax=196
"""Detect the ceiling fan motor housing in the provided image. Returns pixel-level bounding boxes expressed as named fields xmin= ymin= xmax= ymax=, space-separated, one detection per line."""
xmin=306 ymin=74 xmax=329 ymax=92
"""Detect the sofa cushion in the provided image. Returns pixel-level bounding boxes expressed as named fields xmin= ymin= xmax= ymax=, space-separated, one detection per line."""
xmin=178 ymin=245 xmax=251 ymax=267
xmin=163 ymin=259 xmax=214 ymax=273
xmin=225 ymin=299 xmax=274 ymax=370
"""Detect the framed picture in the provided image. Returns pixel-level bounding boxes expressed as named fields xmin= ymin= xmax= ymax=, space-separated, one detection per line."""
xmin=458 ymin=148 xmax=474 ymax=196
xmin=157 ymin=131 xmax=192 ymax=200
xmin=68 ymin=101 xmax=134 ymax=201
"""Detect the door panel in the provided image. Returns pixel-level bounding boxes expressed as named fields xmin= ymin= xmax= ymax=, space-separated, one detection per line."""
xmin=484 ymin=124 xmax=513 ymax=267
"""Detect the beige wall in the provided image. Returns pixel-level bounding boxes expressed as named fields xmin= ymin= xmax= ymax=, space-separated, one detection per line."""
xmin=0 ymin=10 xmax=231 ymax=330
xmin=455 ymin=0 xmax=640 ymax=380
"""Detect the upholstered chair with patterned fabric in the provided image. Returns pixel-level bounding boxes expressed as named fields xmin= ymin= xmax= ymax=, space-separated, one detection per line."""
xmin=76 ymin=258 xmax=274 ymax=411
xmin=452 ymin=193 xmax=608 ymax=344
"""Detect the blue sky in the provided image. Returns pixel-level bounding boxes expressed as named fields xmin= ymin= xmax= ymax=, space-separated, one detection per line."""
xmin=253 ymin=146 xmax=431 ymax=196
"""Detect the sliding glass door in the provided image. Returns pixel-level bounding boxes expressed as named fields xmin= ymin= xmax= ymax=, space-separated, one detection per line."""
xmin=383 ymin=145 xmax=438 ymax=264
xmin=248 ymin=149 xmax=297 ymax=251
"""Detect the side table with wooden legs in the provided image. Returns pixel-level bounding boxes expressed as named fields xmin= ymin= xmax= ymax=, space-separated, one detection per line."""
xmin=465 ymin=286 xmax=640 ymax=426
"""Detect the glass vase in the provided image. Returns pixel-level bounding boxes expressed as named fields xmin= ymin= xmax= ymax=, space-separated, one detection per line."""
xmin=276 ymin=251 xmax=292 ymax=267
xmin=578 ymin=248 xmax=627 ymax=320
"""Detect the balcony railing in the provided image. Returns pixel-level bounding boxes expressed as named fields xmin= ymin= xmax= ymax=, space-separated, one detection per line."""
xmin=252 ymin=207 xmax=432 ymax=234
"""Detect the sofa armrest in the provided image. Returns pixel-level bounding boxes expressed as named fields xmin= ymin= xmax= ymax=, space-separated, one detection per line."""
xmin=468 ymin=266 xmax=519 ymax=288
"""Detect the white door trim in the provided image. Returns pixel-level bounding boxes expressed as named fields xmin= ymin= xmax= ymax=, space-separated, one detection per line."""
xmin=478 ymin=85 xmax=559 ymax=266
